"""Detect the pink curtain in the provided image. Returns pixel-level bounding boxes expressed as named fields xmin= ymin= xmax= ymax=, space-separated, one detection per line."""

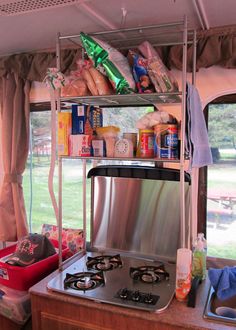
xmin=0 ymin=73 xmax=30 ymax=241
xmin=0 ymin=114 xmax=3 ymax=190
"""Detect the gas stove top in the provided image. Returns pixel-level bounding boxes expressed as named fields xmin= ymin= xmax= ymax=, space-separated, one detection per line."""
xmin=47 ymin=252 xmax=176 ymax=312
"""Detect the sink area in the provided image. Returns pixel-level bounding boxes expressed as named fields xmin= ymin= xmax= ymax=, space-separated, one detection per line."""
xmin=204 ymin=285 xmax=236 ymax=325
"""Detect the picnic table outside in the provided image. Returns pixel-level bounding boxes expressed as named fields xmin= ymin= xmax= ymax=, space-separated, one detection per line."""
xmin=207 ymin=188 xmax=236 ymax=228
xmin=207 ymin=189 xmax=236 ymax=211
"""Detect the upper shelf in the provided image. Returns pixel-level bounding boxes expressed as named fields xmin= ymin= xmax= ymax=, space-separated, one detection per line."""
xmin=30 ymin=92 xmax=182 ymax=111
xmin=60 ymin=92 xmax=182 ymax=107
xmin=59 ymin=19 xmax=193 ymax=50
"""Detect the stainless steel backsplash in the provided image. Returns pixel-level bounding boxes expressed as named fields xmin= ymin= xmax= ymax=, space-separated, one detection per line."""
xmin=90 ymin=174 xmax=190 ymax=261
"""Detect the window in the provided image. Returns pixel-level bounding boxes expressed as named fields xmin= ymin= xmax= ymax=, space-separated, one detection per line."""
xmin=199 ymin=96 xmax=236 ymax=260
xmin=24 ymin=111 xmax=55 ymax=234
xmin=23 ymin=106 xmax=152 ymax=235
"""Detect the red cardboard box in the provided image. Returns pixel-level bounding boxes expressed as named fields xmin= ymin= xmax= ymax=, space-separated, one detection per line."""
xmin=0 ymin=239 xmax=68 ymax=291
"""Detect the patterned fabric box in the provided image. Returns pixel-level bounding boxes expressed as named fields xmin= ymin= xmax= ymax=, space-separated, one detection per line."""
xmin=0 ymin=283 xmax=31 ymax=324
xmin=41 ymin=224 xmax=84 ymax=257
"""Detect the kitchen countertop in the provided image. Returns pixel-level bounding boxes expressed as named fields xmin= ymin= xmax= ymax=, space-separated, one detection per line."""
xmin=29 ymin=264 xmax=235 ymax=330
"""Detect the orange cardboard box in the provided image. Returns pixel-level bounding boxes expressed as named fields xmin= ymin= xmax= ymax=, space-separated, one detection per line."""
xmin=58 ymin=112 xmax=72 ymax=156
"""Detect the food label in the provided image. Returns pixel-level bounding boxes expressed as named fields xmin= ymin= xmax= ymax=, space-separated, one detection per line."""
xmin=154 ymin=124 xmax=178 ymax=159
xmin=139 ymin=130 xmax=154 ymax=158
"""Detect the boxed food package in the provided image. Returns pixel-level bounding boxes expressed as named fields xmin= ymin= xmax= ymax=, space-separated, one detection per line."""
xmin=0 ymin=239 xmax=68 ymax=291
xmin=0 ymin=284 xmax=31 ymax=324
xmin=72 ymin=104 xmax=87 ymax=134
xmin=88 ymin=106 xmax=103 ymax=132
xmin=58 ymin=112 xmax=72 ymax=156
xmin=69 ymin=134 xmax=92 ymax=156
xmin=71 ymin=104 xmax=103 ymax=135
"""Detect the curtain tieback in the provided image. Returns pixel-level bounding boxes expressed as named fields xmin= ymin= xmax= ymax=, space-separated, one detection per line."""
xmin=4 ymin=173 xmax=22 ymax=184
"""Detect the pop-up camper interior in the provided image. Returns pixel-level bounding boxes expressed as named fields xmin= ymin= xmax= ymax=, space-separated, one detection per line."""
xmin=0 ymin=1 xmax=236 ymax=329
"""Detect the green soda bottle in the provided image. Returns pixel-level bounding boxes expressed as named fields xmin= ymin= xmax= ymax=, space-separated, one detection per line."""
xmin=192 ymin=233 xmax=207 ymax=280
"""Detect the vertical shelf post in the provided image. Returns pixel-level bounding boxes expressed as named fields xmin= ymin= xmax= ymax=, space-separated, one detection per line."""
xmin=82 ymin=159 xmax=87 ymax=250
xmin=180 ymin=15 xmax=188 ymax=248
xmin=190 ymin=29 xmax=197 ymax=249
xmin=56 ymin=32 xmax=63 ymax=270
xmin=192 ymin=30 xmax=197 ymax=86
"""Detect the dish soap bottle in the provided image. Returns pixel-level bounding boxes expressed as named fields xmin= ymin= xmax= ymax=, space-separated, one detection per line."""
xmin=192 ymin=233 xmax=207 ymax=280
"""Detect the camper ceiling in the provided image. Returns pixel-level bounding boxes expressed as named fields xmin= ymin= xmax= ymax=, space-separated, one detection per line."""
xmin=0 ymin=0 xmax=235 ymax=57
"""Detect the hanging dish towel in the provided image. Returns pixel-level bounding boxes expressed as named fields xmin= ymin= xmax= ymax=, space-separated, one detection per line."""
xmin=186 ymin=83 xmax=213 ymax=170
xmin=208 ymin=266 xmax=236 ymax=300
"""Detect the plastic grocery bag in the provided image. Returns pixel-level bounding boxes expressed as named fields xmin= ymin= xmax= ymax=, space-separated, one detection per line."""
xmin=74 ymin=59 xmax=113 ymax=96
xmin=138 ymin=41 xmax=179 ymax=93
xmin=61 ymin=76 xmax=89 ymax=97
xmin=136 ymin=111 xmax=174 ymax=129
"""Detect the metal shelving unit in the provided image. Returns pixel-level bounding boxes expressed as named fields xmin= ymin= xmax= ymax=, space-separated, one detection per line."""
xmin=55 ymin=16 xmax=196 ymax=270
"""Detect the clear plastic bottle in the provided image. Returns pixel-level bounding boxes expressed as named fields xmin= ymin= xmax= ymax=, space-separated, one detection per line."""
xmin=175 ymin=248 xmax=192 ymax=301
xmin=192 ymin=233 xmax=207 ymax=280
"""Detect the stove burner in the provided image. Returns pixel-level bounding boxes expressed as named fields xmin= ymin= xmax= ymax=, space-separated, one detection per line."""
xmin=86 ymin=254 xmax=122 ymax=271
xmin=130 ymin=264 xmax=169 ymax=283
xmin=115 ymin=288 xmax=159 ymax=306
xmin=64 ymin=271 xmax=105 ymax=291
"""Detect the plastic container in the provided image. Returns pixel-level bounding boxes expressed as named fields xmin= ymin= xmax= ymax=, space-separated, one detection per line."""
xmin=175 ymin=248 xmax=192 ymax=302
xmin=0 ymin=283 xmax=31 ymax=324
xmin=192 ymin=233 xmax=207 ymax=280
xmin=123 ymin=132 xmax=138 ymax=155
xmin=0 ymin=239 xmax=68 ymax=291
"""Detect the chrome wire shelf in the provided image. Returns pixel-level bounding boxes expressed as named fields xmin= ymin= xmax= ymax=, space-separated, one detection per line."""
xmin=30 ymin=92 xmax=182 ymax=111
xmin=60 ymin=92 xmax=182 ymax=107
xmin=60 ymin=155 xmax=181 ymax=163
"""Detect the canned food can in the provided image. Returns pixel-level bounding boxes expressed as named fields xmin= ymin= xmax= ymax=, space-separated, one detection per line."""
xmin=154 ymin=124 xmax=178 ymax=159
xmin=138 ymin=129 xmax=154 ymax=158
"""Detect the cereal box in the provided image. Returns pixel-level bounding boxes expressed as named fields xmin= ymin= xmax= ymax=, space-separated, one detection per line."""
xmin=71 ymin=105 xmax=103 ymax=135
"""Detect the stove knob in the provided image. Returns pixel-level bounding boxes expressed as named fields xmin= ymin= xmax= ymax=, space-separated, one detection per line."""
xmin=132 ymin=290 xmax=141 ymax=302
xmin=120 ymin=288 xmax=128 ymax=299
xmin=144 ymin=293 xmax=154 ymax=304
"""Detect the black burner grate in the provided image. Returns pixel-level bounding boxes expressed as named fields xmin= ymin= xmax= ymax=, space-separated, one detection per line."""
xmin=130 ymin=264 xmax=169 ymax=283
xmin=86 ymin=254 xmax=123 ymax=271
xmin=64 ymin=271 xmax=105 ymax=291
